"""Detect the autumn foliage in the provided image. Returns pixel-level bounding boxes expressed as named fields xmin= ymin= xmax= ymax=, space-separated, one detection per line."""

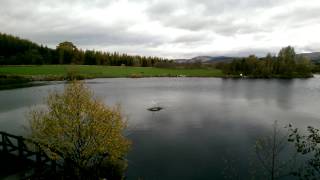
xmin=28 ymin=81 xmax=130 ymax=178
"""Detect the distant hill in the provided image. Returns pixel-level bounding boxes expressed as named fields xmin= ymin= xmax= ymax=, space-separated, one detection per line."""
xmin=175 ymin=56 xmax=237 ymax=64
xmin=299 ymin=52 xmax=320 ymax=63
xmin=175 ymin=52 xmax=320 ymax=64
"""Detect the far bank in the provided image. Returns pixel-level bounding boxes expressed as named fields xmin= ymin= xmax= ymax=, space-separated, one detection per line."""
xmin=0 ymin=65 xmax=223 ymax=89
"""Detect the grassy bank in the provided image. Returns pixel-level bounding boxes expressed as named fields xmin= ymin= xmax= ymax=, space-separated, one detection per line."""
xmin=0 ymin=65 xmax=224 ymax=80
xmin=223 ymin=73 xmax=313 ymax=79
xmin=0 ymin=75 xmax=33 ymax=89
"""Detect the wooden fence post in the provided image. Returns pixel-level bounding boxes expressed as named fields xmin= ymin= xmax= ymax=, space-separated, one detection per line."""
xmin=1 ymin=133 xmax=8 ymax=153
xmin=18 ymin=137 xmax=24 ymax=158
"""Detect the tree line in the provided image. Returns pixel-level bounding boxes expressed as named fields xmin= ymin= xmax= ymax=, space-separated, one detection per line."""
xmin=216 ymin=46 xmax=313 ymax=78
xmin=0 ymin=33 xmax=169 ymax=66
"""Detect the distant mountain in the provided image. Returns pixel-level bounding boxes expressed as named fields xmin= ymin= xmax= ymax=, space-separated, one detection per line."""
xmin=175 ymin=52 xmax=320 ymax=64
xmin=299 ymin=52 xmax=320 ymax=63
xmin=174 ymin=56 xmax=237 ymax=64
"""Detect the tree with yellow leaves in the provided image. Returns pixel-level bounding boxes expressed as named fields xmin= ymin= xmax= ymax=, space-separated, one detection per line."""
xmin=28 ymin=81 xmax=130 ymax=179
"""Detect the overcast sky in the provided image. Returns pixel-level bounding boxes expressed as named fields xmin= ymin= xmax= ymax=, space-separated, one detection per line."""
xmin=1 ymin=0 xmax=320 ymax=58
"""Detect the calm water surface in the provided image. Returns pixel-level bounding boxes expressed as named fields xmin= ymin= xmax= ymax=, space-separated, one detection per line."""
xmin=1 ymin=77 xmax=320 ymax=179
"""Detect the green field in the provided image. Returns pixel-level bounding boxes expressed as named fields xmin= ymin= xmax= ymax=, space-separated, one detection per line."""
xmin=0 ymin=65 xmax=223 ymax=80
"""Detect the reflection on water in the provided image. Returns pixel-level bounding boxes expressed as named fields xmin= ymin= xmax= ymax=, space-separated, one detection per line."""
xmin=1 ymin=77 xmax=320 ymax=179
xmin=220 ymin=78 xmax=295 ymax=110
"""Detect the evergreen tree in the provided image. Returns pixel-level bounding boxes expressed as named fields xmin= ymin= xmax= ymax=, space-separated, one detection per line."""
xmin=0 ymin=32 xmax=168 ymax=66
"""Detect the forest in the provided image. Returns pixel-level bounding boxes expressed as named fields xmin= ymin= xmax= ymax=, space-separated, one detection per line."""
xmin=0 ymin=33 xmax=168 ymax=66
xmin=216 ymin=46 xmax=314 ymax=78
xmin=0 ymin=32 xmax=315 ymax=78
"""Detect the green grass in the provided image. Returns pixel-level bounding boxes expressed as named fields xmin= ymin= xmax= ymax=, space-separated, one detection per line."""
xmin=0 ymin=65 xmax=223 ymax=80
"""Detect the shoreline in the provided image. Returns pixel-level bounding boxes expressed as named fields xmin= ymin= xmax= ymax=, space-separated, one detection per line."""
xmin=1 ymin=73 xmax=313 ymax=82
xmin=0 ymin=65 xmax=314 ymax=90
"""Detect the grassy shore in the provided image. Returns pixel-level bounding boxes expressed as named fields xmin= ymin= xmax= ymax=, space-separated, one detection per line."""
xmin=0 ymin=65 xmax=224 ymax=80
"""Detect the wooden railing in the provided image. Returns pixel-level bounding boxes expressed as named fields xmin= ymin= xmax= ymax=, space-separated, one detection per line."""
xmin=0 ymin=131 xmax=120 ymax=179
xmin=0 ymin=131 xmax=58 ymax=171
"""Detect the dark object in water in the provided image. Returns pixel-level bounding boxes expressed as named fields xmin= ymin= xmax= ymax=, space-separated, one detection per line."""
xmin=148 ymin=107 xmax=163 ymax=111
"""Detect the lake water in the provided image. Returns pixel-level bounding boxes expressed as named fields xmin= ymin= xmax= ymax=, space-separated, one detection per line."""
xmin=1 ymin=77 xmax=320 ymax=179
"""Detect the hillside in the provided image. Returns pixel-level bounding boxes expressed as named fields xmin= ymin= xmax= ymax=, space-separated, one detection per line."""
xmin=300 ymin=52 xmax=320 ymax=63
xmin=176 ymin=52 xmax=320 ymax=64
xmin=0 ymin=33 xmax=167 ymax=66
xmin=0 ymin=33 xmax=56 ymax=64
xmin=175 ymin=56 xmax=236 ymax=64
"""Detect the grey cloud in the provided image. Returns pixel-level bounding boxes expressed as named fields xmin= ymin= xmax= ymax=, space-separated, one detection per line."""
xmin=0 ymin=0 xmax=166 ymax=48
xmin=0 ymin=0 xmax=319 ymax=58
xmin=147 ymin=0 xmax=287 ymax=17
xmin=146 ymin=1 xmax=178 ymax=17
xmin=7 ymin=24 xmax=165 ymax=48
xmin=269 ymin=6 xmax=320 ymax=28
xmin=151 ymin=0 xmax=313 ymax=32
xmin=173 ymin=33 xmax=211 ymax=44
xmin=156 ymin=15 xmax=267 ymax=36
xmin=145 ymin=0 xmax=280 ymax=35
xmin=194 ymin=0 xmax=288 ymax=15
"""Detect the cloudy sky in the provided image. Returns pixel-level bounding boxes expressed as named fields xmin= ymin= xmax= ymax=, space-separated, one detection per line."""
xmin=1 ymin=0 xmax=320 ymax=58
